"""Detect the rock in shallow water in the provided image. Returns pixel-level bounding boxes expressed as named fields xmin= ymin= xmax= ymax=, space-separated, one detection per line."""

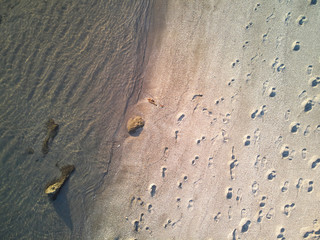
xmin=45 ymin=165 xmax=75 ymax=200
xmin=127 ymin=116 xmax=145 ymax=134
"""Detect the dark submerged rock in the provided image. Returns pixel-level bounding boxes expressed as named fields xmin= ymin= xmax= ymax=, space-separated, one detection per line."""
xmin=42 ymin=119 xmax=59 ymax=154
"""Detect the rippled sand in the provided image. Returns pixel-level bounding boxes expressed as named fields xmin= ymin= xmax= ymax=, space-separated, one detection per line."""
xmin=0 ymin=1 xmax=150 ymax=239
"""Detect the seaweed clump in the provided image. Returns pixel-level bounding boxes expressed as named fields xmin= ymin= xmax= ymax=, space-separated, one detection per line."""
xmin=42 ymin=119 xmax=59 ymax=154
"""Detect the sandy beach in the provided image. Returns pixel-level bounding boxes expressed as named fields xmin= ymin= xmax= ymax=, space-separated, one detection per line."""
xmin=89 ymin=1 xmax=320 ymax=239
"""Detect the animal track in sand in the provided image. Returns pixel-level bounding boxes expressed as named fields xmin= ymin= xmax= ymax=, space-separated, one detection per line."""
xmin=147 ymin=204 xmax=152 ymax=213
xmin=215 ymin=97 xmax=225 ymax=105
xmin=290 ymin=122 xmax=300 ymax=133
xmin=297 ymin=15 xmax=307 ymax=25
xmin=162 ymin=167 xmax=167 ymax=178
xmin=223 ymin=113 xmax=231 ymax=124
xmin=271 ymin=58 xmax=285 ymax=72
xmin=280 ymin=145 xmax=295 ymax=160
xmin=150 ymin=184 xmax=157 ymax=197
xmin=187 ymin=199 xmax=194 ymax=210
xmin=307 ymin=181 xmax=314 ymax=193
xmin=242 ymin=40 xmax=250 ymax=49
xmin=296 ymin=178 xmax=303 ymax=190
xmin=214 ymin=212 xmax=221 ymax=222
xmin=277 ymin=227 xmax=286 ymax=239
xmin=228 ymin=206 xmax=232 ymax=220
xmin=251 ymin=105 xmax=267 ymax=119
xmin=133 ymin=220 xmax=140 ymax=232
xmin=284 ymin=109 xmax=291 ymax=121
xmin=307 ymin=65 xmax=313 ymax=75
xmin=304 ymin=125 xmax=311 ymax=136
xmin=252 ymin=181 xmax=259 ymax=195
xmin=192 ymin=155 xmax=199 ymax=166
xmin=310 ymin=77 xmax=320 ymax=87
xmin=254 ymin=155 xmax=267 ymax=170
xmin=236 ymin=188 xmax=242 ymax=203
xmin=284 ymin=12 xmax=292 ymax=25
xmin=176 ymin=198 xmax=181 ymax=209
xmin=229 ymin=151 xmax=238 ymax=180
xmin=283 ymin=203 xmax=295 ymax=216
xmin=301 ymin=219 xmax=320 ymax=239
xmin=245 ymin=22 xmax=253 ymax=30
xmin=177 ymin=113 xmax=185 ymax=123
xmin=311 ymin=157 xmax=320 ymax=169
xmin=202 ymin=107 xmax=213 ymax=116
xmin=281 ymin=181 xmax=289 ymax=193
xmin=259 ymin=196 xmax=267 ymax=208
xmin=266 ymin=208 xmax=275 ymax=220
xmin=310 ymin=0 xmax=317 ymax=5
xmin=177 ymin=175 xmax=188 ymax=189
xmin=262 ymin=29 xmax=270 ymax=42
xmin=257 ymin=210 xmax=263 ymax=223
xmin=269 ymin=87 xmax=276 ymax=97
xmin=226 ymin=187 xmax=233 ymax=199
xmin=208 ymin=157 xmax=214 ymax=168
xmin=244 ymin=135 xmax=251 ymax=146
xmin=196 ymin=136 xmax=206 ymax=145
xmin=267 ymin=170 xmax=277 ymax=180
xmin=241 ymin=220 xmax=251 ymax=233
xmin=227 ymin=78 xmax=236 ymax=86
xmin=174 ymin=130 xmax=179 ymax=141
xmin=302 ymin=148 xmax=307 ymax=160
xmin=303 ymin=99 xmax=315 ymax=112
xmin=292 ymin=41 xmax=301 ymax=51
xmin=241 ymin=209 xmax=247 ymax=218
xmin=231 ymin=59 xmax=240 ymax=68
xmin=299 ymin=90 xmax=307 ymax=100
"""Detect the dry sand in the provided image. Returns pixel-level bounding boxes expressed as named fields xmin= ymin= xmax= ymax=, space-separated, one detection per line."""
xmin=90 ymin=1 xmax=320 ymax=239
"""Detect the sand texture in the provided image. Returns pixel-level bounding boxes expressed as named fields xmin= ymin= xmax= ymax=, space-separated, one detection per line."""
xmin=91 ymin=1 xmax=320 ymax=239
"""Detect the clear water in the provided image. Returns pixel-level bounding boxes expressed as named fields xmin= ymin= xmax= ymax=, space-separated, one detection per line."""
xmin=0 ymin=0 xmax=151 ymax=239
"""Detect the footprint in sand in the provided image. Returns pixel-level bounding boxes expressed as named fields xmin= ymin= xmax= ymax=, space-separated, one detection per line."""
xmin=226 ymin=187 xmax=233 ymax=200
xmin=309 ymin=76 xmax=320 ymax=87
xmin=214 ymin=212 xmax=222 ymax=222
xmin=257 ymin=210 xmax=263 ymax=223
xmin=192 ymin=155 xmax=199 ymax=166
xmin=311 ymin=156 xmax=320 ymax=169
xmin=277 ymin=227 xmax=286 ymax=239
xmin=292 ymin=41 xmax=301 ymax=51
xmin=267 ymin=170 xmax=277 ymax=180
xmin=251 ymin=105 xmax=267 ymax=119
xmin=290 ymin=122 xmax=300 ymax=133
xmin=259 ymin=196 xmax=267 ymax=208
xmin=283 ymin=203 xmax=295 ymax=216
xmin=240 ymin=220 xmax=251 ymax=233
xmin=252 ymin=181 xmax=259 ymax=195
xmin=266 ymin=208 xmax=275 ymax=220
xmin=150 ymin=184 xmax=157 ymax=197
xmin=307 ymin=65 xmax=313 ymax=75
xmin=297 ymin=15 xmax=307 ymax=25
xmin=281 ymin=181 xmax=289 ymax=193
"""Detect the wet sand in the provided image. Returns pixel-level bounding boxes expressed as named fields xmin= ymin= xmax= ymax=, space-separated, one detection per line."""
xmin=92 ymin=1 xmax=320 ymax=239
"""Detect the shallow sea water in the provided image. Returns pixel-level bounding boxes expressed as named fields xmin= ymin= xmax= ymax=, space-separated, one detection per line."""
xmin=0 ymin=0 xmax=151 ymax=239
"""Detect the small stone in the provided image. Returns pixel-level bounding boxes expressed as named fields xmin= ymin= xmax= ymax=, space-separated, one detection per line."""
xmin=45 ymin=165 xmax=75 ymax=200
xmin=127 ymin=116 xmax=145 ymax=134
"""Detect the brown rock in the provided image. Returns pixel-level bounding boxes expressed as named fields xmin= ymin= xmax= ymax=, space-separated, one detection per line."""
xmin=45 ymin=165 xmax=75 ymax=200
xmin=127 ymin=116 xmax=145 ymax=134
